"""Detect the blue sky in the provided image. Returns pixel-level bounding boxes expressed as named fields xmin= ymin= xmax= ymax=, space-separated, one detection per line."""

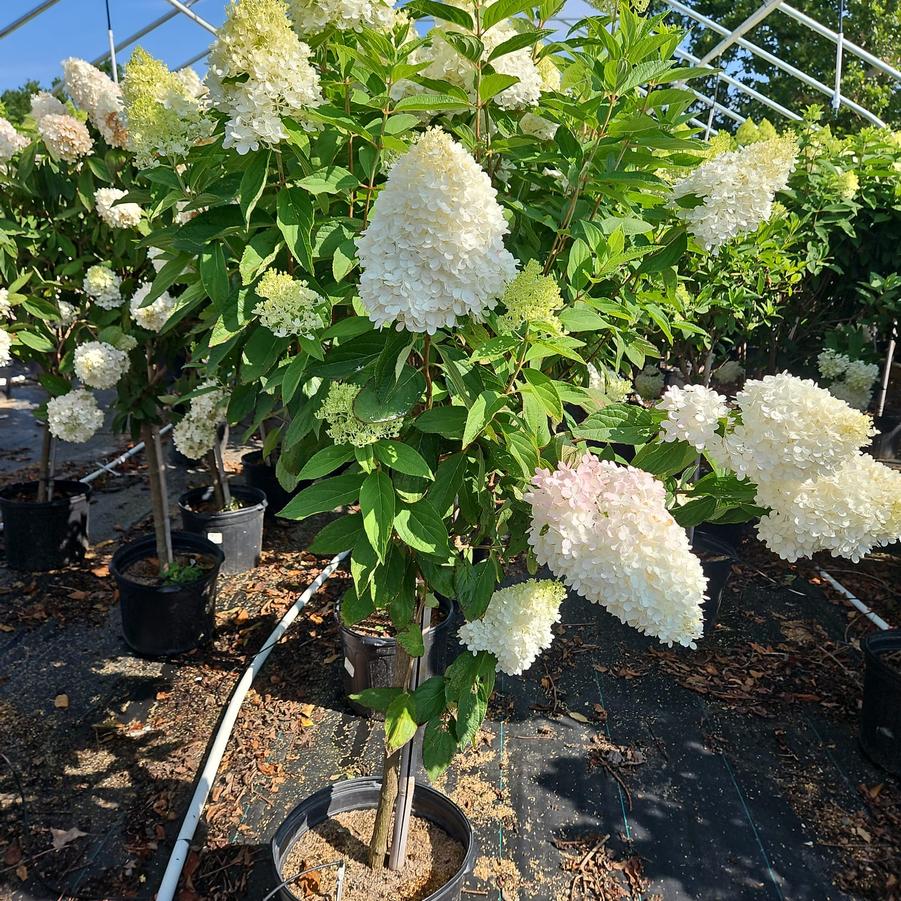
xmin=0 ymin=1 xmax=227 ymax=91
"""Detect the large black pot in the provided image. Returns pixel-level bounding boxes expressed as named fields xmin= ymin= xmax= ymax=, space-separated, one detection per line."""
xmin=0 ymin=480 xmax=91 ymax=571
xmin=859 ymin=629 xmax=901 ymax=776
xmin=339 ymin=594 xmax=454 ymax=717
xmin=270 ymin=777 xmax=476 ymax=901
xmin=693 ymin=532 xmax=736 ymax=637
xmin=178 ymin=485 xmax=267 ymax=575
xmin=240 ymin=451 xmax=303 ymax=519
xmin=111 ymin=531 xmax=224 ymax=657
xmin=870 ymin=415 xmax=901 ymax=463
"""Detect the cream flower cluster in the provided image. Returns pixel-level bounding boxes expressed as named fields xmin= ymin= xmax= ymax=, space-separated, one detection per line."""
xmin=497 ymin=260 xmax=563 ymax=333
xmin=672 ymin=136 xmax=797 ymax=252
xmin=0 ymin=288 xmax=12 ymax=320
xmin=417 ymin=20 xmax=542 ymax=110
xmin=520 ymin=112 xmax=558 ymax=141
xmin=129 ymin=283 xmax=176 ymax=332
xmin=29 ymin=91 xmax=66 ymax=122
xmin=587 ymin=365 xmax=632 ymax=405
xmin=458 ymin=580 xmax=567 ymax=675
xmin=255 ymin=269 xmax=327 ymax=337
xmin=712 ymin=359 xmax=745 ymax=385
xmin=62 ymin=58 xmax=127 ymax=148
xmin=659 ymin=384 xmax=728 ymax=451
xmin=174 ymin=383 xmax=229 ymax=460
xmin=357 ymin=128 xmax=517 ymax=333
xmin=47 ymin=389 xmax=104 ymax=444
xmin=123 ymin=49 xmax=211 ymax=168
xmin=755 ymin=454 xmax=901 ymax=562
xmin=287 ymin=0 xmax=395 ymax=34
xmin=37 ymin=114 xmax=94 ymax=162
xmin=0 ymin=329 xmax=11 ymax=366
xmin=55 ymin=301 xmax=77 ymax=328
xmin=73 ymin=341 xmax=130 ymax=389
xmin=525 ymin=455 xmax=707 ymax=647
xmin=206 ymin=0 xmax=323 ymax=154
xmin=315 ymin=382 xmax=401 ymax=447
xmin=816 ymin=349 xmax=878 ymax=411
xmin=634 ymin=364 xmax=665 ymax=400
xmin=83 ymin=265 xmax=123 ymax=309
xmin=0 ymin=117 xmax=29 ymax=162
xmin=94 ymin=188 xmax=143 ymax=229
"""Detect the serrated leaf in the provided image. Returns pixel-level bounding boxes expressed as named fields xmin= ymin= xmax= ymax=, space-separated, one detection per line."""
xmin=360 ymin=470 xmax=395 ymax=560
xmin=373 ymin=441 xmax=434 ymax=479
xmin=278 ymin=472 xmax=364 ymax=520
xmin=276 ymin=187 xmax=314 ymax=273
xmin=385 ymin=693 xmax=419 ymax=751
xmin=422 ymin=719 xmax=456 ymax=780
xmin=296 ymin=445 xmax=356 ymax=481
xmin=394 ymin=500 xmax=451 ymax=558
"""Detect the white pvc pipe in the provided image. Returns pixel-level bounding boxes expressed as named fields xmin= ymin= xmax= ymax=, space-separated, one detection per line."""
xmin=156 ymin=549 xmax=351 ymax=901
xmin=80 ymin=423 xmax=173 ymax=485
xmin=818 ymin=569 xmax=892 ymax=631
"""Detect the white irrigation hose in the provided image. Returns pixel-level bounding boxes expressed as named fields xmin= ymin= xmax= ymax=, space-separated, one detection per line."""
xmin=818 ymin=569 xmax=892 ymax=631
xmin=80 ymin=423 xmax=173 ymax=485
xmin=156 ymin=549 xmax=350 ymax=901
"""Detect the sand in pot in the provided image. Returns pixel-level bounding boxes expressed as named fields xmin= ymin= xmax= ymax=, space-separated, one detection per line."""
xmin=281 ymin=808 xmax=465 ymax=901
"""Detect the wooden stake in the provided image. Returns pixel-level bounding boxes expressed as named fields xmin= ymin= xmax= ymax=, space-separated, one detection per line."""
xmin=143 ymin=423 xmax=173 ymax=571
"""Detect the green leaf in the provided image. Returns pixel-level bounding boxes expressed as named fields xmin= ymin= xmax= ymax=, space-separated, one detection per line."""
xmin=637 ymin=232 xmax=688 ymax=275
xmin=396 ymin=622 xmax=425 ymax=657
xmin=631 ymin=440 xmax=697 ymax=478
xmin=354 ymin=366 xmax=425 ymax=425
xmin=479 ymin=73 xmax=519 ymax=101
xmin=199 ymin=244 xmax=230 ymax=306
xmin=239 ymin=149 xmax=270 ymax=225
xmin=455 ymin=684 xmax=488 ymax=749
xmin=482 ymin=0 xmax=535 ymax=29
xmin=456 ymin=559 xmax=496 ymax=621
xmin=422 ymin=719 xmax=456 ymax=780
xmin=374 ymin=441 xmax=434 ymax=479
xmin=350 ymin=687 xmax=402 ymax=714
xmin=671 ymin=495 xmax=718 ymax=529
xmin=405 ymin=0 xmax=474 ymax=28
xmin=413 ymin=676 xmax=447 ymax=723
xmin=520 ymin=369 xmax=563 ymax=421
xmin=385 ymin=692 xmax=419 ymax=751
xmin=278 ymin=472 xmax=365 ymax=520
xmin=394 ymin=500 xmax=451 ymax=558
xmin=240 ymin=230 xmax=280 ymax=285
xmin=394 ymin=93 xmax=470 ymax=112
xmin=487 ymin=29 xmax=549 ymax=61
xmin=276 ymin=187 xmax=314 ymax=273
xmin=340 ymin=582 xmax=375 ymax=625
xmin=414 ymin=406 xmax=467 ymax=438
xmin=572 ymin=404 xmax=664 ymax=444
xmin=440 ymin=31 xmax=484 ymax=62
xmin=360 ymin=470 xmax=395 ymax=560
xmin=298 ymin=166 xmax=359 ymax=196
xmin=427 ymin=452 xmax=467 ymax=517
xmin=463 ymin=390 xmax=497 ymax=447
xmin=351 ymin=534 xmax=379 ymax=593
xmin=281 ymin=352 xmax=309 ymax=404
xmin=297 ymin=445 xmax=356 ymax=481
xmin=308 ymin=513 xmax=364 ymax=554
xmin=15 ymin=331 xmax=53 ymax=352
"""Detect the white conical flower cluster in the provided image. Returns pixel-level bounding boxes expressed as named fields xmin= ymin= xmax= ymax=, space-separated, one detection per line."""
xmin=672 ymin=136 xmax=797 ymax=252
xmin=29 ymin=92 xmax=66 ymax=123
xmin=0 ymin=289 xmax=12 ymax=320
xmin=62 ymin=58 xmax=127 ymax=148
xmin=356 ymin=128 xmax=517 ymax=333
xmin=658 ymin=384 xmax=728 ymax=450
xmin=0 ymin=117 xmax=29 ymax=162
xmin=83 ymin=265 xmax=123 ymax=309
xmin=73 ymin=341 xmax=130 ymax=389
xmin=287 ymin=0 xmax=396 ymax=34
xmin=94 ymin=188 xmax=143 ymax=229
xmin=255 ymin=269 xmax=327 ymax=337
xmin=459 ymin=580 xmax=567 ymax=675
xmin=47 ymin=389 xmax=104 ymax=444
xmin=38 ymin=114 xmax=94 ymax=162
xmin=173 ymin=383 xmax=230 ymax=460
xmin=0 ymin=329 xmax=11 ymax=366
xmin=525 ymin=455 xmax=708 ymax=647
xmin=816 ymin=349 xmax=878 ymax=411
xmin=206 ymin=0 xmax=323 ymax=154
xmin=129 ymin=283 xmax=176 ymax=332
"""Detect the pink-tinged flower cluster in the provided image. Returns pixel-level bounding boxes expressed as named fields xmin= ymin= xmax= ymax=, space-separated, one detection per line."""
xmin=525 ymin=454 xmax=707 ymax=647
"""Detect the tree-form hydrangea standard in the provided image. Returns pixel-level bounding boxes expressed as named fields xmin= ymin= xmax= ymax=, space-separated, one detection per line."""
xmin=356 ymin=128 xmax=517 ymax=333
xmin=526 ymin=454 xmax=708 ymax=648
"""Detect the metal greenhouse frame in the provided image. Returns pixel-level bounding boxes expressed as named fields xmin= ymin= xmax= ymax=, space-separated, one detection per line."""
xmin=1 ymin=0 xmax=899 ymax=131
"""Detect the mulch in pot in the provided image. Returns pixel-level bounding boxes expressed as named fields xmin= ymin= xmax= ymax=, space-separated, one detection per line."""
xmin=120 ymin=553 xmax=219 ymax=587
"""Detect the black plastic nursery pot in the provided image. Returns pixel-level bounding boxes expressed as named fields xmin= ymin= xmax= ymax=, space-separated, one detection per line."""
xmin=270 ymin=777 xmax=477 ymax=901
xmin=692 ymin=531 xmax=736 ymax=637
xmin=110 ymin=531 xmax=224 ymax=657
xmin=0 ymin=480 xmax=91 ymax=571
xmin=859 ymin=629 xmax=901 ymax=777
xmin=240 ymin=450 xmax=304 ymax=519
xmin=869 ymin=415 xmax=901 ymax=463
xmin=339 ymin=594 xmax=454 ymax=717
xmin=178 ymin=485 xmax=267 ymax=575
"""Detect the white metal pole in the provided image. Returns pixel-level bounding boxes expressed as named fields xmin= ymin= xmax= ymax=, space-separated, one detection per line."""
xmin=0 ymin=0 xmax=62 ymax=39
xmin=876 ymin=320 xmax=897 ymax=418
xmin=831 ymin=0 xmax=845 ymax=114
xmin=699 ymin=0 xmax=782 ymax=64
xmin=160 ymin=0 xmax=219 ymax=35
xmin=104 ymin=0 xmax=118 ymax=83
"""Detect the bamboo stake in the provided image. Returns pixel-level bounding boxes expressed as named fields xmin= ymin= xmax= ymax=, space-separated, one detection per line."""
xmin=143 ymin=422 xmax=174 ymax=571
xmin=876 ymin=319 xmax=897 ymax=418
xmin=211 ymin=437 xmax=232 ymax=509
xmin=37 ymin=423 xmax=55 ymax=503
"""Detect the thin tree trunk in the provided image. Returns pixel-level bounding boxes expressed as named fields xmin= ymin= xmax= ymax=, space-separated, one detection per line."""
xmin=210 ymin=441 xmax=232 ymax=510
xmin=143 ymin=423 xmax=173 ymax=572
xmin=37 ymin=423 xmax=55 ymax=503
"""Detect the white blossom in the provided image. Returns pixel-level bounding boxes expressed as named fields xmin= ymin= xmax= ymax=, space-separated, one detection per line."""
xmin=658 ymin=384 xmax=728 ymax=450
xmin=356 ymin=128 xmax=517 ymax=333
xmin=525 ymin=455 xmax=708 ymax=647
xmin=62 ymin=58 xmax=127 ymax=147
xmin=520 ymin=112 xmax=558 ymax=141
xmin=672 ymin=136 xmax=797 ymax=252
xmin=73 ymin=341 xmax=130 ymax=389
xmin=255 ymin=269 xmax=327 ymax=337
xmin=38 ymin=113 xmax=94 ymax=162
xmin=0 ymin=329 xmax=11 ymax=366
xmin=173 ymin=383 xmax=229 ymax=460
xmin=55 ymin=301 xmax=77 ymax=328
xmin=47 ymin=389 xmax=104 ymax=444
xmin=29 ymin=91 xmax=67 ymax=123
xmin=82 ymin=265 xmax=123 ymax=309
xmin=94 ymin=187 xmax=143 ymax=229
xmin=0 ymin=289 xmax=12 ymax=320
xmin=459 ymin=580 xmax=567 ymax=675
xmin=206 ymin=0 xmax=323 ymax=154
xmin=0 ymin=117 xmax=29 ymax=161
xmin=287 ymin=0 xmax=396 ymax=34
xmin=817 ymin=348 xmax=848 ymax=380
xmin=129 ymin=283 xmax=176 ymax=332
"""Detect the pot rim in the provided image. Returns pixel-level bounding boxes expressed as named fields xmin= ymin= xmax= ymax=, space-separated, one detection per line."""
xmin=178 ymin=484 xmax=268 ymax=518
xmin=336 ymin=593 xmax=454 ymax=648
xmin=690 ymin=530 xmax=737 ymax=559
xmin=110 ymin=530 xmax=225 ymax=593
xmin=271 ymin=776 xmax=476 ymax=901
xmin=0 ymin=479 xmax=92 ymax=509
xmin=863 ymin=629 xmax=901 ymax=687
